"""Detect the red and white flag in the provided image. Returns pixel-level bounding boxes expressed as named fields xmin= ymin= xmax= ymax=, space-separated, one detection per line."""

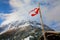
xmin=29 ymin=7 xmax=40 ymax=16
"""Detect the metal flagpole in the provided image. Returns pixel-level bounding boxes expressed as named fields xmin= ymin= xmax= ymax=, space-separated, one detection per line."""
xmin=38 ymin=2 xmax=46 ymax=40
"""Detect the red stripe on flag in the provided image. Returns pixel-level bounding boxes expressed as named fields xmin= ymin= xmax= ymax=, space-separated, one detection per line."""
xmin=29 ymin=8 xmax=39 ymax=16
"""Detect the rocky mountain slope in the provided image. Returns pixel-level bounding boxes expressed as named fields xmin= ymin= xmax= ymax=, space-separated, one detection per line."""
xmin=0 ymin=20 xmax=54 ymax=40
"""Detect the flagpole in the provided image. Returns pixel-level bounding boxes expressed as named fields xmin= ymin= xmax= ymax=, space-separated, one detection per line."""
xmin=38 ymin=3 xmax=46 ymax=40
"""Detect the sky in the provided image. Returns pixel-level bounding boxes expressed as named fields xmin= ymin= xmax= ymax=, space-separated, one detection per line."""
xmin=0 ymin=0 xmax=60 ymax=31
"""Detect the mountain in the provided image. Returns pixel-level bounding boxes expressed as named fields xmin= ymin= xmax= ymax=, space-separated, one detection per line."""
xmin=0 ymin=20 xmax=54 ymax=40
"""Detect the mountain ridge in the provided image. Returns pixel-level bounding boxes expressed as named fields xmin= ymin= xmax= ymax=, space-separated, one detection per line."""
xmin=0 ymin=20 xmax=54 ymax=35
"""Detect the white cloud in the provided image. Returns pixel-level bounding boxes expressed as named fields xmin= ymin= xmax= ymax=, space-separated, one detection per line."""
xmin=1 ymin=0 xmax=60 ymax=31
xmin=42 ymin=0 xmax=60 ymax=31
xmin=1 ymin=0 xmax=40 ymax=25
xmin=45 ymin=5 xmax=60 ymax=22
xmin=9 ymin=0 xmax=24 ymax=9
xmin=24 ymin=0 xmax=31 ymax=4
xmin=9 ymin=0 xmax=31 ymax=8
xmin=0 ymin=14 xmax=10 ymax=20
xmin=44 ymin=0 xmax=60 ymax=22
xmin=1 ymin=12 xmax=26 ymax=25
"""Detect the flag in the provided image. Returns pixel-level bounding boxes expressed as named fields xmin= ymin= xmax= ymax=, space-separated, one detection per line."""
xmin=29 ymin=7 xmax=40 ymax=16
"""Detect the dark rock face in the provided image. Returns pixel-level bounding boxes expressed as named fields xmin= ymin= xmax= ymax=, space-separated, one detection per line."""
xmin=47 ymin=35 xmax=60 ymax=40
xmin=0 ymin=28 xmax=4 ymax=32
xmin=0 ymin=21 xmax=54 ymax=40
xmin=40 ymin=33 xmax=60 ymax=40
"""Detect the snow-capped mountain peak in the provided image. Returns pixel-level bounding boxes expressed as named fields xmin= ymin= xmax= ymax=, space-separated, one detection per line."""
xmin=0 ymin=20 xmax=54 ymax=35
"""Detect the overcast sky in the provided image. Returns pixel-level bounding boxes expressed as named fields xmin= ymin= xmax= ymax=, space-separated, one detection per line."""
xmin=0 ymin=0 xmax=60 ymax=31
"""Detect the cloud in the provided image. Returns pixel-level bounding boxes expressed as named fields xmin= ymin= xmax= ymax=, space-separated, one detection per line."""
xmin=24 ymin=0 xmax=31 ymax=4
xmin=9 ymin=0 xmax=24 ymax=8
xmin=1 ymin=0 xmax=40 ymax=25
xmin=43 ymin=0 xmax=60 ymax=30
xmin=44 ymin=0 xmax=60 ymax=22
xmin=9 ymin=0 xmax=31 ymax=8
xmin=1 ymin=12 xmax=26 ymax=25
xmin=0 ymin=14 xmax=9 ymax=20
xmin=1 ymin=0 xmax=60 ymax=31
xmin=45 ymin=5 xmax=60 ymax=22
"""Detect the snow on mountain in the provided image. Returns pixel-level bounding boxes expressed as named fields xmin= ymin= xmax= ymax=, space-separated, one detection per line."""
xmin=0 ymin=20 xmax=54 ymax=35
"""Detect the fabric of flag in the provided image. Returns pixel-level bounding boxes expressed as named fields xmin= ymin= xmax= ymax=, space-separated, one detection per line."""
xmin=29 ymin=7 xmax=40 ymax=16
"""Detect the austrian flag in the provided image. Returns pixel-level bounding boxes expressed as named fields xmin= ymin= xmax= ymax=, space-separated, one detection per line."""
xmin=29 ymin=7 xmax=40 ymax=16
